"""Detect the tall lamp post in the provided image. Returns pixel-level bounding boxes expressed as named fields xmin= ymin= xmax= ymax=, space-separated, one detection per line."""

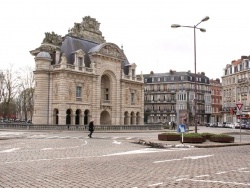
xmin=171 ymin=16 xmax=209 ymax=133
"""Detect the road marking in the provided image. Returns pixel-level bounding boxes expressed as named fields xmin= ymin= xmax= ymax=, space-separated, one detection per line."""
xmin=184 ymin=155 xmax=214 ymax=160
xmin=148 ymin=182 xmax=163 ymax=187
xmin=195 ymin=175 xmax=209 ymax=178
xmin=154 ymin=154 xmax=213 ymax=163
xmin=125 ymin=137 xmax=133 ymax=140
xmin=103 ymin=148 xmax=173 ymax=157
xmin=0 ymin=148 xmax=20 ymax=153
xmin=215 ymin=171 xmax=228 ymax=174
xmin=176 ymin=178 xmax=250 ymax=186
xmin=112 ymin=140 xmax=121 ymax=144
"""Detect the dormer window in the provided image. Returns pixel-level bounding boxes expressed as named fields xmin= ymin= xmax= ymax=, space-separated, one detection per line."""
xmin=74 ymin=49 xmax=85 ymax=67
xmin=78 ymin=57 xmax=83 ymax=67
xmin=132 ymin=69 xmax=135 ymax=77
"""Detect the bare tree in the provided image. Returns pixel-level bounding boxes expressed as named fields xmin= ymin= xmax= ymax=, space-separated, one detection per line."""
xmin=0 ymin=71 xmax=4 ymax=103
xmin=1 ymin=64 xmax=20 ymax=119
xmin=17 ymin=66 xmax=35 ymax=121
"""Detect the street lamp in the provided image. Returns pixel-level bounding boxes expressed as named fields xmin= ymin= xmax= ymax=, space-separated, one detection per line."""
xmin=171 ymin=16 xmax=209 ymax=133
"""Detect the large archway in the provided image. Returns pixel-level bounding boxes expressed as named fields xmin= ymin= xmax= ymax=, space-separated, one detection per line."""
xmin=66 ymin=109 xmax=72 ymax=125
xmin=136 ymin=112 xmax=140 ymax=125
xmin=100 ymin=111 xmax=111 ymax=125
xmin=124 ymin=111 xmax=129 ymax=125
xmin=130 ymin=111 xmax=135 ymax=125
xmin=75 ymin=109 xmax=81 ymax=125
xmin=84 ymin=110 xmax=90 ymax=125
xmin=53 ymin=109 xmax=59 ymax=125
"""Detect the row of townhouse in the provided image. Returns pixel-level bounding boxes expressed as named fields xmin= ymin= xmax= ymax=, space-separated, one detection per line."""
xmin=221 ymin=55 xmax=250 ymax=124
xmin=143 ymin=70 xmax=222 ymax=125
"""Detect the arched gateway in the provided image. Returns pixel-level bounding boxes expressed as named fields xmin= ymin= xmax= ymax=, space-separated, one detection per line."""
xmin=30 ymin=16 xmax=144 ymax=125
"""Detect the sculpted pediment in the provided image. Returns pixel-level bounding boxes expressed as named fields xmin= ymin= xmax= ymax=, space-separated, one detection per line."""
xmin=99 ymin=43 xmax=125 ymax=59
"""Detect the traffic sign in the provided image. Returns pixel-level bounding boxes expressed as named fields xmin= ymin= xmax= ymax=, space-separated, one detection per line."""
xmin=236 ymin=101 xmax=243 ymax=111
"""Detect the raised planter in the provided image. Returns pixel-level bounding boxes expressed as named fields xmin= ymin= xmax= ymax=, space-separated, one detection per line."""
xmin=182 ymin=133 xmax=205 ymax=143
xmin=210 ymin=135 xmax=234 ymax=143
xmin=200 ymin=133 xmax=216 ymax=140
xmin=183 ymin=137 xmax=205 ymax=143
xmin=158 ymin=133 xmax=180 ymax=141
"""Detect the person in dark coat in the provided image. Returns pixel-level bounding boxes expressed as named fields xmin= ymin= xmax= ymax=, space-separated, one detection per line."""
xmin=88 ymin=119 xmax=94 ymax=138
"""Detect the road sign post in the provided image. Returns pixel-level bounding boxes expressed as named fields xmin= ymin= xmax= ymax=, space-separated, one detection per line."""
xmin=236 ymin=101 xmax=243 ymax=142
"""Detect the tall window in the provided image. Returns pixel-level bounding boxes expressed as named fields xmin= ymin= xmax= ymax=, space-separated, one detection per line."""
xmin=105 ymin=88 xmax=109 ymax=100
xmin=131 ymin=93 xmax=135 ymax=103
xmin=132 ymin=69 xmax=135 ymax=77
xmin=76 ymin=86 xmax=82 ymax=98
xmin=78 ymin=57 xmax=83 ymax=67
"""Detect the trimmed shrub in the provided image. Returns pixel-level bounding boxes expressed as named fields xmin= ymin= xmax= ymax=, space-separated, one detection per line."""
xmin=200 ymin=132 xmax=217 ymax=140
xmin=210 ymin=134 xmax=235 ymax=143
xmin=158 ymin=132 xmax=180 ymax=141
xmin=183 ymin=133 xmax=205 ymax=143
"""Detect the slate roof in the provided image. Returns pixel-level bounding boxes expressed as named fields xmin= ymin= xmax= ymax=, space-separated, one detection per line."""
xmin=60 ymin=36 xmax=130 ymax=70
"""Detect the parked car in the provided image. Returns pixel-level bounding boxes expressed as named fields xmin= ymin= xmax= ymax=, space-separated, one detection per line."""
xmin=225 ymin=122 xmax=235 ymax=128
xmin=206 ymin=123 xmax=217 ymax=127
xmin=234 ymin=122 xmax=240 ymax=129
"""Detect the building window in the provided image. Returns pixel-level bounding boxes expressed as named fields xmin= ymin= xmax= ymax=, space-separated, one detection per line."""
xmin=158 ymin=77 xmax=160 ymax=82
xmin=181 ymin=76 xmax=184 ymax=80
xmin=105 ymin=88 xmax=109 ymax=100
xmin=131 ymin=93 xmax=135 ymax=103
xmin=78 ymin=57 xmax=83 ymax=67
xmin=76 ymin=86 xmax=82 ymax=98
xmin=152 ymin=77 xmax=154 ymax=82
xmin=171 ymin=77 xmax=174 ymax=81
xmin=132 ymin=69 xmax=135 ymax=77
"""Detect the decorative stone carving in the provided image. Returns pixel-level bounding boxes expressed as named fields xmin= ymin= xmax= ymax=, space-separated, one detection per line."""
xmin=82 ymin=16 xmax=101 ymax=33
xmin=85 ymin=85 xmax=91 ymax=101
xmin=68 ymin=16 xmax=106 ymax=44
xmin=68 ymin=83 xmax=73 ymax=100
xmin=43 ymin=31 xmax=63 ymax=46
xmin=61 ymin=53 xmax=67 ymax=64
xmin=136 ymin=90 xmax=140 ymax=104
xmin=54 ymin=82 xmax=59 ymax=99
xmin=99 ymin=44 xmax=123 ymax=59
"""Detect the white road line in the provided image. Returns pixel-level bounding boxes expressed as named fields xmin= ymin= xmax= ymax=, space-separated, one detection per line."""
xmin=176 ymin=178 xmax=250 ymax=186
xmin=125 ymin=137 xmax=133 ymax=140
xmin=112 ymin=140 xmax=121 ymax=144
xmin=103 ymin=148 xmax=173 ymax=157
xmin=215 ymin=171 xmax=228 ymax=174
xmin=238 ymin=167 xmax=248 ymax=170
xmin=148 ymin=182 xmax=163 ymax=187
xmin=154 ymin=158 xmax=183 ymax=163
xmin=195 ymin=175 xmax=209 ymax=178
xmin=0 ymin=148 xmax=20 ymax=153
xmin=183 ymin=155 xmax=214 ymax=159
xmin=154 ymin=154 xmax=213 ymax=163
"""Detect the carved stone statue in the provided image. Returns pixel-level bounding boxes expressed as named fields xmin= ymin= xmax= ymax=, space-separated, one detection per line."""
xmin=67 ymin=16 xmax=105 ymax=43
xmin=43 ymin=32 xmax=62 ymax=46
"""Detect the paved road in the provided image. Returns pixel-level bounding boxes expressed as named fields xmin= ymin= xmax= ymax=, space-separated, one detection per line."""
xmin=0 ymin=128 xmax=250 ymax=187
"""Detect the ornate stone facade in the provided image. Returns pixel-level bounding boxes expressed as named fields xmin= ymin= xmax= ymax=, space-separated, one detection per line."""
xmin=30 ymin=16 xmax=144 ymax=125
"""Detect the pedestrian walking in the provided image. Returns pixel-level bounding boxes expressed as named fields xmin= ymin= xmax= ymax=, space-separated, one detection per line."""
xmin=88 ymin=119 xmax=94 ymax=138
xmin=171 ymin=121 xmax=176 ymax=130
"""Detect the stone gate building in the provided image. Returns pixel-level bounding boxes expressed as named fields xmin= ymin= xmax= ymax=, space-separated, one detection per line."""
xmin=30 ymin=16 xmax=144 ymax=125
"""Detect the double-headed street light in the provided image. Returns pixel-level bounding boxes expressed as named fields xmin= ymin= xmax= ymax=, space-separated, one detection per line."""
xmin=171 ymin=16 xmax=209 ymax=133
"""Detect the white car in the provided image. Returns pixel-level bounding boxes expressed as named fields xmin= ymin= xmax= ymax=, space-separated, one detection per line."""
xmin=225 ymin=122 xmax=234 ymax=128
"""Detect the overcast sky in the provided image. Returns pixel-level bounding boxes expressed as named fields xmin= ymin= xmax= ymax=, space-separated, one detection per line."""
xmin=1 ymin=0 xmax=249 ymax=80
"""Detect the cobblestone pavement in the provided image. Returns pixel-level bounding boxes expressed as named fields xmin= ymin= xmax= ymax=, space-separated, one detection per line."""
xmin=0 ymin=127 xmax=250 ymax=188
